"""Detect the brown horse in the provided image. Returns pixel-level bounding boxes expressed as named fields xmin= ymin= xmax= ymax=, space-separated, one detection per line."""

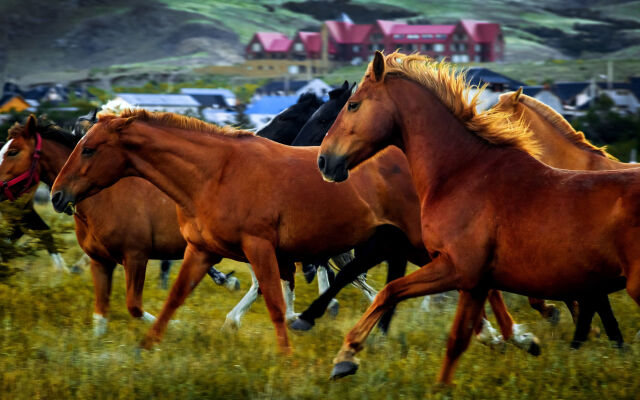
xmin=0 ymin=115 xmax=234 ymax=336
xmin=318 ymin=52 xmax=638 ymax=383
xmin=49 ymin=109 xmax=431 ymax=351
xmin=492 ymin=89 xmax=637 ymax=347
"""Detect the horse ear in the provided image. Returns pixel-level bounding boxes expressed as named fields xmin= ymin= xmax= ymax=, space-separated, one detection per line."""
xmin=111 ymin=116 xmax=136 ymax=132
xmin=513 ymin=87 xmax=523 ymax=102
xmin=372 ymin=51 xmax=385 ymax=82
xmin=89 ymin=108 xmax=98 ymax=122
xmin=23 ymin=114 xmax=37 ymax=139
xmin=349 ymin=83 xmax=358 ymax=96
xmin=341 ymin=80 xmax=349 ymax=91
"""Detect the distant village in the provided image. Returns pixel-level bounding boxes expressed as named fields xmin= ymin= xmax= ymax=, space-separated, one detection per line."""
xmin=1 ymin=14 xmax=639 ymax=131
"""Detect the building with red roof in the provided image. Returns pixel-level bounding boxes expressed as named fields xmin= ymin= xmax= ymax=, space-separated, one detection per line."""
xmin=246 ymin=17 xmax=504 ymax=65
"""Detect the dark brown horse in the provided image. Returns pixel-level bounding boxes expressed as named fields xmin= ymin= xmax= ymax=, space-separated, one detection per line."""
xmin=0 ymin=115 xmax=236 ymax=336
xmin=318 ymin=52 xmax=638 ymax=383
xmin=49 ymin=109 xmax=430 ymax=351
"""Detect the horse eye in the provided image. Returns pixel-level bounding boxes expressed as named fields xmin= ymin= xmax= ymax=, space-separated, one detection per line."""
xmin=7 ymin=149 xmax=19 ymax=157
xmin=347 ymin=102 xmax=360 ymax=112
xmin=82 ymin=147 xmax=96 ymax=157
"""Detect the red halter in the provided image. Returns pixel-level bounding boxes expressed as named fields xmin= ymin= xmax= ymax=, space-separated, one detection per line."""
xmin=1 ymin=133 xmax=42 ymax=201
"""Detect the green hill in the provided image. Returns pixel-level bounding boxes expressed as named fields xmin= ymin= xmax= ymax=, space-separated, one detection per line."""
xmin=1 ymin=0 xmax=639 ymax=84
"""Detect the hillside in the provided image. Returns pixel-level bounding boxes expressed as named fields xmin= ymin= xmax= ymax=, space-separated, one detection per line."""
xmin=1 ymin=0 xmax=639 ymax=85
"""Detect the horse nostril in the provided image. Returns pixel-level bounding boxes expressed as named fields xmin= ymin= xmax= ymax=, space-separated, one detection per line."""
xmin=318 ymin=155 xmax=326 ymax=171
xmin=51 ymin=191 xmax=62 ymax=207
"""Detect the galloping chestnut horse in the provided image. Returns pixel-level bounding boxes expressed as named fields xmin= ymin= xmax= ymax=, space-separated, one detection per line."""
xmin=492 ymin=89 xmax=635 ymax=348
xmin=0 ymin=115 xmax=238 ymax=337
xmin=319 ymin=52 xmax=638 ymax=383
xmin=49 ymin=109 xmax=430 ymax=351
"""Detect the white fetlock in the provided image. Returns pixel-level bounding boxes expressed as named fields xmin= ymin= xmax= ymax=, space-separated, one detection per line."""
xmin=140 ymin=311 xmax=156 ymax=323
xmin=51 ymin=253 xmax=68 ymax=272
xmin=222 ymin=315 xmax=241 ymax=330
xmin=282 ymin=280 xmax=299 ymax=322
xmin=93 ymin=313 xmax=108 ymax=337
xmin=509 ymin=324 xmax=538 ymax=351
xmin=420 ymin=296 xmax=431 ymax=312
xmin=224 ymin=276 xmax=240 ymax=291
xmin=476 ymin=318 xmax=505 ymax=351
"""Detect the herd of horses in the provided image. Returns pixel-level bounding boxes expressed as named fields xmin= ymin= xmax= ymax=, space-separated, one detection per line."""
xmin=1 ymin=51 xmax=638 ymax=385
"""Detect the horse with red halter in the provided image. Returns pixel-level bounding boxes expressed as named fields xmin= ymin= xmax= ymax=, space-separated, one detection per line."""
xmin=0 ymin=115 xmax=238 ymax=337
xmin=49 ymin=109 xmax=433 ymax=351
xmin=318 ymin=52 xmax=638 ymax=384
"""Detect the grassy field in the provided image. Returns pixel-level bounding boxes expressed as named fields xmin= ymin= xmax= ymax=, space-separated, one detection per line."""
xmin=1 ymin=204 xmax=639 ymax=399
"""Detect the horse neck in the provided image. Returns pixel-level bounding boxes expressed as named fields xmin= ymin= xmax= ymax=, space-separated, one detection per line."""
xmin=39 ymin=139 xmax=73 ymax=187
xmin=519 ymin=105 xmax=625 ymax=171
xmin=388 ymin=79 xmax=503 ymax=197
xmin=120 ymin=123 xmax=233 ymax=214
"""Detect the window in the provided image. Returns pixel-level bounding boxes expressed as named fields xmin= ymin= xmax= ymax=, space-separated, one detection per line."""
xmin=474 ymin=44 xmax=481 ymax=52
xmin=407 ymin=44 xmax=416 ymax=52
xmin=422 ymin=44 xmax=431 ymax=51
xmin=370 ymin=33 xmax=383 ymax=41
xmin=455 ymin=34 xmax=467 ymax=41
xmin=353 ymin=45 xmax=360 ymax=52
xmin=433 ymin=43 xmax=445 ymax=52
xmin=252 ymin=42 xmax=262 ymax=52
xmin=457 ymin=43 xmax=467 ymax=51
xmin=475 ymin=55 xmax=482 ymax=62
xmin=393 ymin=34 xmax=404 ymax=39
xmin=436 ymin=34 xmax=447 ymax=39
xmin=421 ymin=34 xmax=433 ymax=39
xmin=407 ymin=34 xmax=420 ymax=40
xmin=294 ymin=42 xmax=304 ymax=52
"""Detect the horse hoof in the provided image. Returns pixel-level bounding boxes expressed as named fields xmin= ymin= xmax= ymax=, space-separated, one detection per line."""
xmin=547 ymin=306 xmax=560 ymax=325
xmin=528 ymin=338 xmax=542 ymax=356
xmin=70 ymin=265 xmax=83 ymax=274
xmin=289 ymin=318 xmax=314 ymax=331
xmin=225 ymin=276 xmax=241 ymax=291
xmin=328 ymin=302 xmax=340 ymax=318
xmin=330 ymin=361 xmax=358 ymax=380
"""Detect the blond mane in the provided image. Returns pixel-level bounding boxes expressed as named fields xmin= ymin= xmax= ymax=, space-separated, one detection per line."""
xmin=514 ymin=93 xmax=616 ymax=160
xmin=98 ymin=108 xmax=254 ymax=138
xmin=373 ymin=52 xmax=539 ymax=157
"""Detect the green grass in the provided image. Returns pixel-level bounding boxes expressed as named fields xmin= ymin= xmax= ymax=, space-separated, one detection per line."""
xmin=1 ymin=203 xmax=639 ymax=399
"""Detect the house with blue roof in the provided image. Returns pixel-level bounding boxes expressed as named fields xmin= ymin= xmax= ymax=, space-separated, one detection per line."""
xmin=245 ymin=95 xmax=299 ymax=129
xmin=179 ymin=88 xmax=237 ymax=108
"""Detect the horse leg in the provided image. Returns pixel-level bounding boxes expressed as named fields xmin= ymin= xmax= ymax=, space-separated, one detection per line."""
xmin=70 ymin=253 xmax=90 ymax=274
xmin=625 ymin=269 xmax=640 ymax=342
xmin=140 ymin=246 xmax=219 ymax=349
xmin=438 ymin=290 xmax=488 ymax=385
xmin=223 ymin=263 xmax=259 ymax=329
xmin=594 ymin=294 xmax=624 ymax=348
xmin=331 ymin=256 xmax=459 ymax=380
xmin=486 ymin=290 xmax=540 ymax=355
xmin=331 ymin=251 xmax=376 ymax=302
xmin=89 ymin=258 xmax=116 ymax=336
xmin=160 ymin=260 xmax=171 ymax=290
xmin=280 ymin=260 xmax=299 ymax=323
xmin=242 ymin=236 xmax=290 ymax=353
xmin=207 ymin=265 xmax=241 ymax=291
xmin=528 ymin=297 xmax=560 ymax=324
xmin=570 ymin=298 xmax=596 ymax=349
xmin=317 ymin=263 xmax=340 ymax=317
xmin=474 ymin=291 xmax=505 ymax=351
xmin=123 ymin=253 xmax=155 ymax=323
xmin=376 ymin=255 xmax=407 ymax=335
xmin=291 ymin=242 xmax=385 ymax=331
xmin=22 ymin=208 xmax=68 ymax=272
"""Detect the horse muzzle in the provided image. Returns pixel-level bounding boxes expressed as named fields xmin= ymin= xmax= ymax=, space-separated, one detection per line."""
xmin=317 ymin=153 xmax=349 ymax=183
xmin=51 ymin=190 xmax=76 ymax=215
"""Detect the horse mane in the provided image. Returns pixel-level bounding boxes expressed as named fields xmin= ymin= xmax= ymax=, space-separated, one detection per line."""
xmin=376 ymin=52 xmax=539 ymax=157
xmin=515 ymin=93 xmax=616 ymax=160
xmin=8 ymin=116 xmax=82 ymax=148
xmin=100 ymin=108 xmax=254 ymax=138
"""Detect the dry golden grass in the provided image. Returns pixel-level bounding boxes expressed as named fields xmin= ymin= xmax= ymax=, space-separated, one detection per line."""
xmin=1 ymin=204 xmax=639 ymax=399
